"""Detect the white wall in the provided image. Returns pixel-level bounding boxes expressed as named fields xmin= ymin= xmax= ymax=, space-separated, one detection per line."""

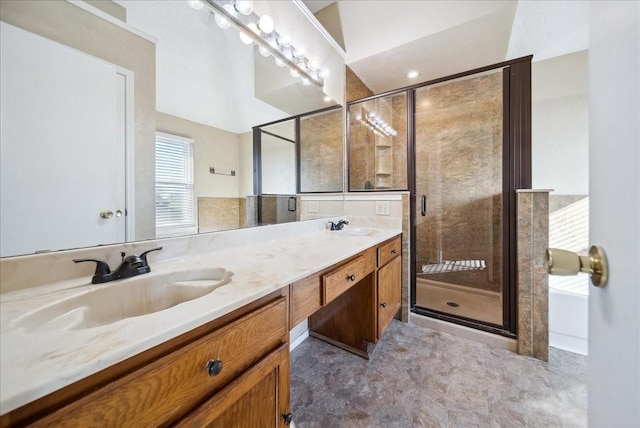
xmin=532 ymin=51 xmax=589 ymax=194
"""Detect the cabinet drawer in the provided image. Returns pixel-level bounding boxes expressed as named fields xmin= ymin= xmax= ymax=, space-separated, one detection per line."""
xmin=291 ymin=275 xmax=322 ymax=326
xmin=34 ymin=298 xmax=287 ymax=427
xmin=323 ymin=256 xmax=369 ymax=305
xmin=175 ymin=344 xmax=290 ymax=428
xmin=378 ymin=236 xmax=401 ymax=267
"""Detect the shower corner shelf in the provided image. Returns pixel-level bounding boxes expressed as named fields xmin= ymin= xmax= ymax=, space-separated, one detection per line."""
xmin=376 ymin=143 xmax=392 ymax=149
xmin=375 ymin=172 xmax=392 ymax=177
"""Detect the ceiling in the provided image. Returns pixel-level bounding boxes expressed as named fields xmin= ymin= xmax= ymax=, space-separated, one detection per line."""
xmin=302 ymin=0 xmax=589 ymax=94
xmin=117 ymin=1 xmax=589 ymax=132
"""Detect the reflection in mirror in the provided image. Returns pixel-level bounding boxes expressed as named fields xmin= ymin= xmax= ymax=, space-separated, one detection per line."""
xmin=259 ymin=119 xmax=297 ymax=225
xmin=260 ymin=120 xmax=297 ymax=195
xmin=300 ymin=107 xmax=344 ymax=193
xmin=348 ymin=92 xmax=408 ymax=191
xmin=0 ymin=0 xmax=345 ymax=257
xmin=255 ymin=105 xmax=344 ymax=225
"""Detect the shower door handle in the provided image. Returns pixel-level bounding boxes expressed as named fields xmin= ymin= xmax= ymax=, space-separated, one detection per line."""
xmin=421 ymin=195 xmax=427 ymax=216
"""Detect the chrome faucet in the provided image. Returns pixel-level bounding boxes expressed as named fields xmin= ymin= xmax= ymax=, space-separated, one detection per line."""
xmin=328 ymin=220 xmax=349 ymax=231
xmin=74 ymin=247 xmax=163 ymax=284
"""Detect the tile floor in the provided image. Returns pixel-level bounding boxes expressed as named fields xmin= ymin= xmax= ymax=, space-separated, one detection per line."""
xmin=291 ymin=320 xmax=587 ymax=427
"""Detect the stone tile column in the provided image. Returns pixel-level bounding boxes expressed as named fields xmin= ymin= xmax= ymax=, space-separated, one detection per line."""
xmin=516 ymin=189 xmax=551 ymax=361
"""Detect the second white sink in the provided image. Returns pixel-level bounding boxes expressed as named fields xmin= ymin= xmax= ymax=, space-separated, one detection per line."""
xmin=12 ymin=267 xmax=233 ymax=333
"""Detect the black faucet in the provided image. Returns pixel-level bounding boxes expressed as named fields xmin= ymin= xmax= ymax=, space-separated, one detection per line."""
xmin=328 ymin=220 xmax=349 ymax=231
xmin=73 ymin=247 xmax=163 ymax=284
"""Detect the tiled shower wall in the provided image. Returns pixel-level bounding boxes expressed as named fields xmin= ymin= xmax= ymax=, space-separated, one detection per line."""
xmin=299 ymin=109 xmax=343 ymax=193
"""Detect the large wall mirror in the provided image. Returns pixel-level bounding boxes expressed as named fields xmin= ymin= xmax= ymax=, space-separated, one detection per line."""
xmin=0 ymin=0 xmax=346 ymax=257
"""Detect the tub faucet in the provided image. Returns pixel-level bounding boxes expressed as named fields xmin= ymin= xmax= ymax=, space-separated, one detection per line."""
xmin=328 ymin=220 xmax=349 ymax=231
xmin=73 ymin=247 xmax=163 ymax=284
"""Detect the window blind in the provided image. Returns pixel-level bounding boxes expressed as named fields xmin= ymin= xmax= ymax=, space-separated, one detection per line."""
xmin=155 ymin=133 xmax=195 ymax=229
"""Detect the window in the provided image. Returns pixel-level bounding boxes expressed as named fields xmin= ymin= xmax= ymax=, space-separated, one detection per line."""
xmin=155 ymin=132 xmax=195 ymax=234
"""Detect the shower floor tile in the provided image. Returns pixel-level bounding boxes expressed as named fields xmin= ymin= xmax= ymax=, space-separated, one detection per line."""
xmin=415 ymin=279 xmax=502 ymax=325
xmin=291 ymin=321 xmax=587 ymax=427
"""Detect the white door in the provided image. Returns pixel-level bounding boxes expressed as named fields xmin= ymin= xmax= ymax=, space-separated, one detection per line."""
xmin=588 ymin=2 xmax=639 ymax=426
xmin=0 ymin=22 xmax=127 ymax=257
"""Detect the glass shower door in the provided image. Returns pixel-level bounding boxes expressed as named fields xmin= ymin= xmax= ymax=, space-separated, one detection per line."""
xmin=414 ymin=69 xmax=505 ymax=326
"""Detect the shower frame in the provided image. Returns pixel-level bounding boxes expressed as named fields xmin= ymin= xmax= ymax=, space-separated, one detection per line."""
xmin=346 ymin=55 xmax=532 ymax=337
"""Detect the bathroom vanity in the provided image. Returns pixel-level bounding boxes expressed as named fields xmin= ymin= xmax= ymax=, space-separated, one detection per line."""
xmin=0 ymin=227 xmax=402 ymax=427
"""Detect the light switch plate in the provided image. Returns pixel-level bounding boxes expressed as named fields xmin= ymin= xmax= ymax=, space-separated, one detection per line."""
xmin=307 ymin=200 xmax=319 ymax=213
xmin=375 ymin=201 xmax=390 ymax=216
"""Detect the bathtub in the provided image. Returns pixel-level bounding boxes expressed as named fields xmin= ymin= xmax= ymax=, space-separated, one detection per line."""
xmin=549 ymin=278 xmax=589 ymax=355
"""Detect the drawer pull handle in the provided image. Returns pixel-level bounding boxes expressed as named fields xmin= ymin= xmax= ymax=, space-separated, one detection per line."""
xmin=282 ymin=413 xmax=293 ymax=425
xmin=347 ymin=274 xmax=356 ymax=281
xmin=380 ymin=302 xmax=387 ymax=308
xmin=206 ymin=359 xmax=223 ymax=377
xmin=391 ymin=249 xmax=397 ymax=254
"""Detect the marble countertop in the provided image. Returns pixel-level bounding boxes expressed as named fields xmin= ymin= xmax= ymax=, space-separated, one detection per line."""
xmin=0 ymin=227 xmax=400 ymax=414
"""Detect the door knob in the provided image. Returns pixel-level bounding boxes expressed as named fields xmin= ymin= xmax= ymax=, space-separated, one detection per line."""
xmin=100 ymin=210 xmax=114 ymax=219
xmin=545 ymin=245 xmax=609 ymax=287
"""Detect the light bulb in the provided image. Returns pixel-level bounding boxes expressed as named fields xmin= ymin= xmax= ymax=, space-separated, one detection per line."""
xmin=301 ymin=78 xmax=310 ymax=86
xmin=275 ymin=58 xmax=285 ymax=67
xmin=235 ymin=0 xmax=253 ymax=15
xmin=266 ymin=36 xmax=278 ymax=47
xmin=239 ymin=31 xmax=253 ymax=45
xmin=259 ymin=15 xmax=274 ymax=34
xmin=324 ymin=96 xmax=332 ymax=102
xmin=307 ymin=58 xmax=319 ymax=70
xmin=290 ymin=68 xmax=299 ymax=78
xmin=259 ymin=46 xmax=270 ymax=57
xmin=188 ymin=0 xmax=204 ymax=10
xmin=214 ymin=13 xmax=230 ymax=29
xmin=214 ymin=5 xmax=236 ymax=30
xmin=247 ymin=22 xmax=259 ymax=34
xmin=282 ymin=48 xmax=294 ymax=61
xmin=278 ymin=33 xmax=290 ymax=47
xmin=294 ymin=44 xmax=305 ymax=58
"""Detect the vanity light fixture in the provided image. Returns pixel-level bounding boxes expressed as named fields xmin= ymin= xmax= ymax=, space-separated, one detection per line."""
xmin=201 ymin=0 xmax=325 ymax=88
xmin=355 ymin=109 xmax=398 ymax=137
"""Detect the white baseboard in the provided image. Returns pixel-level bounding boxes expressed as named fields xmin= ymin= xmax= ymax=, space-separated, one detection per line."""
xmin=290 ymin=330 xmax=309 ymax=351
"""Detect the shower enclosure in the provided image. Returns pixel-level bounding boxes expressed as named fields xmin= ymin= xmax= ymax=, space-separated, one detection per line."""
xmin=411 ymin=59 xmax=531 ymax=335
xmin=347 ymin=57 xmax=531 ymax=336
xmin=414 ymin=70 xmax=505 ymax=326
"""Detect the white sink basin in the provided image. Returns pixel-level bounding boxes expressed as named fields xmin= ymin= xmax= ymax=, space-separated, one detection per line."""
xmin=12 ymin=268 xmax=232 ymax=333
xmin=338 ymin=227 xmax=372 ymax=236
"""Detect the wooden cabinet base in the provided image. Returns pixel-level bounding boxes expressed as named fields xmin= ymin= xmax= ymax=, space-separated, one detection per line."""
xmin=307 ymin=235 xmax=402 ymax=360
xmin=309 ymin=272 xmax=377 ymax=358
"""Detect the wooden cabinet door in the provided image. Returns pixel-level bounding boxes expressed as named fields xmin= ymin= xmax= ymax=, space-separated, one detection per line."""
xmin=176 ymin=344 xmax=291 ymax=428
xmin=377 ymin=255 xmax=401 ymax=339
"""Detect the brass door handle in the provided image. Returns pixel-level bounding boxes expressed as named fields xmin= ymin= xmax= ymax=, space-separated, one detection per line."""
xmin=100 ymin=210 xmax=114 ymax=219
xmin=545 ymin=245 xmax=609 ymax=287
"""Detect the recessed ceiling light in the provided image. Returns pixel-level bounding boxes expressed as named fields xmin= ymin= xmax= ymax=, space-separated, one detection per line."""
xmin=324 ymin=96 xmax=332 ymax=102
xmin=407 ymin=70 xmax=420 ymax=79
